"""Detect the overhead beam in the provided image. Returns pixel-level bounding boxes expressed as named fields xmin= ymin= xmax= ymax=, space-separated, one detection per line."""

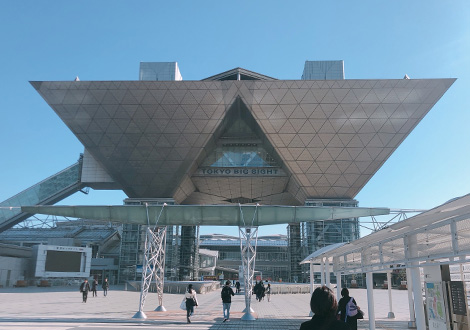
xmin=21 ymin=205 xmax=390 ymax=226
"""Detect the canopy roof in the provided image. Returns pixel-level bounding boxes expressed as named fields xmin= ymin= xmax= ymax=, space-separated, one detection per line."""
xmin=21 ymin=204 xmax=389 ymax=226
xmin=300 ymin=194 xmax=470 ymax=274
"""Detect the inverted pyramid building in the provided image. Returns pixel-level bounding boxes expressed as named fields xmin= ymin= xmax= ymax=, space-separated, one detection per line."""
xmin=31 ymin=64 xmax=455 ymax=205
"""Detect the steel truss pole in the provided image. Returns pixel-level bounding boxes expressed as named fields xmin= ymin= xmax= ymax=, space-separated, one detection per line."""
xmin=153 ymin=226 xmax=167 ymax=311
xmin=133 ymin=203 xmax=167 ymax=319
xmin=239 ymin=225 xmax=259 ymax=320
xmin=132 ymin=226 xmax=153 ymax=319
xmin=239 ymin=203 xmax=260 ymax=321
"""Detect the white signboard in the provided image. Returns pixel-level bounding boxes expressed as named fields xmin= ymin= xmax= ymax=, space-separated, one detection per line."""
xmin=425 ymin=282 xmax=447 ymax=330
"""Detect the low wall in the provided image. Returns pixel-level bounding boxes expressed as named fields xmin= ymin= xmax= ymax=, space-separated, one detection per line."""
xmin=264 ymin=283 xmax=310 ymax=294
xmin=125 ymin=281 xmax=311 ymax=294
xmin=126 ymin=280 xmax=220 ymax=294
xmin=0 ymin=256 xmax=30 ymax=287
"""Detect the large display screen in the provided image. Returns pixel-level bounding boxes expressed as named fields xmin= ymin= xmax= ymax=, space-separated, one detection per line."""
xmin=44 ymin=251 xmax=81 ymax=272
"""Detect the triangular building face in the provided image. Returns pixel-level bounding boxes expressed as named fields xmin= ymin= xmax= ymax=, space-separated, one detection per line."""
xmin=188 ymin=97 xmax=294 ymax=205
xmin=31 ymin=69 xmax=455 ymax=205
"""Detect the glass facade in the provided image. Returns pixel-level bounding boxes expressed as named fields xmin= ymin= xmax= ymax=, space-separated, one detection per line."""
xmin=202 ymin=144 xmax=278 ymax=168
xmin=202 ymin=115 xmax=280 ymax=168
xmin=1 ymin=159 xmax=83 ymax=231
xmin=199 ymin=234 xmax=289 ymax=281
xmin=304 ymin=199 xmax=360 ymax=254
xmin=301 ymin=60 xmax=344 ymax=80
xmin=118 ymin=199 xmax=186 ymax=282
xmin=139 ymin=62 xmax=182 ymax=81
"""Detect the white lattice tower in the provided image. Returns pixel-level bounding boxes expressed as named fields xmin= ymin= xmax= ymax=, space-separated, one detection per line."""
xmin=151 ymin=226 xmax=167 ymax=311
xmin=132 ymin=226 xmax=155 ymax=319
xmin=238 ymin=203 xmax=260 ymax=320
xmin=133 ymin=203 xmax=168 ymax=318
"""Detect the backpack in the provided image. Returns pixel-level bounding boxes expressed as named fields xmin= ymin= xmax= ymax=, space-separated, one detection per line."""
xmin=222 ymin=287 xmax=231 ymax=300
xmin=346 ymin=297 xmax=358 ymax=317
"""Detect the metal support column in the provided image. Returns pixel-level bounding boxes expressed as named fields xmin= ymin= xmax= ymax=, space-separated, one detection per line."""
xmin=406 ymin=267 xmax=416 ymax=328
xmin=153 ymin=226 xmax=167 ymax=312
xmin=366 ymin=272 xmax=376 ymax=330
xmin=308 ymin=260 xmax=315 ymax=316
xmin=387 ymin=271 xmax=395 ymax=319
xmin=239 ymin=203 xmax=260 ymax=321
xmin=320 ymin=258 xmax=325 ymax=286
xmin=133 ymin=203 xmax=167 ymax=319
xmin=309 ymin=260 xmax=314 ymax=294
xmin=309 ymin=260 xmax=314 ymax=316
xmin=410 ymin=265 xmax=425 ymax=330
xmin=406 ymin=234 xmax=425 ymax=330
xmin=336 ymin=272 xmax=342 ymax=300
xmin=325 ymin=257 xmax=331 ymax=288
xmin=239 ymin=226 xmax=258 ymax=320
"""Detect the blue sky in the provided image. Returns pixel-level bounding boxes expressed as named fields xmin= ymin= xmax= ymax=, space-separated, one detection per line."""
xmin=0 ymin=1 xmax=469 ymax=237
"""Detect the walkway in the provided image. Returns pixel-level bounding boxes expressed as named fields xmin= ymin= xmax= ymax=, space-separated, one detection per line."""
xmin=0 ymin=286 xmax=413 ymax=329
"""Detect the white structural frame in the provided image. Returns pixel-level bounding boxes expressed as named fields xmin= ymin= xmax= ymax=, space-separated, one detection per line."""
xmin=133 ymin=204 xmax=167 ymax=319
xmin=301 ymin=194 xmax=470 ymax=330
xmin=239 ymin=204 xmax=260 ymax=321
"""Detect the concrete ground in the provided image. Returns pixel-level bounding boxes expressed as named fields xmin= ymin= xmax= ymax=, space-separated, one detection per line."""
xmin=0 ymin=285 xmax=413 ymax=329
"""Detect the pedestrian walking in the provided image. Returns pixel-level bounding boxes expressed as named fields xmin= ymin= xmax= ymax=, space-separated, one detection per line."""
xmin=266 ymin=283 xmax=271 ymax=302
xmin=337 ymin=288 xmax=360 ymax=330
xmin=221 ymin=280 xmax=235 ymax=322
xmin=91 ymin=278 xmax=98 ymax=297
xmin=300 ymin=285 xmax=349 ymax=330
xmin=235 ymin=281 xmax=241 ymax=294
xmin=102 ymin=278 xmax=109 ymax=297
xmin=254 ymin=281 xmax=265 ymax=301
xmin=184 ymin=284 xmax=198 ymax=324
xmin=79 ymin=279 xmax=91 ymax=303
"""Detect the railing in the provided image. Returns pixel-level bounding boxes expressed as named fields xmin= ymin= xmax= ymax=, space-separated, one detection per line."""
xmin=0 ymin=158 xmax=84 ymax=232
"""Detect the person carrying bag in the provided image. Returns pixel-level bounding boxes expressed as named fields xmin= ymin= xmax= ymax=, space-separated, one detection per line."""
xmin=184 ymin=284 xmax=198 ymax=324
xmin=337 ymin=288 xmax=361 ymax=330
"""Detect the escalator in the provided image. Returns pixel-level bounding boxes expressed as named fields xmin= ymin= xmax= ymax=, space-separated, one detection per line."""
xmin=0 ymin=155 xmax=87 ymax=232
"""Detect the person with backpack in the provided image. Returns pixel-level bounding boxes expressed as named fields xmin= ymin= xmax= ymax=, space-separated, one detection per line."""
xmin=300 ymin=286 xmax=349 ymax=330
xmin=337 ymin=288 xmax=359 ymax=330
xmin=221 ymin=280 xmax=235 ymax=322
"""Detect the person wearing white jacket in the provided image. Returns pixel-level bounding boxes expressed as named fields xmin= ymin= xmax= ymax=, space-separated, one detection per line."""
xmin=184 ymin=284 xmax=198 ymax=323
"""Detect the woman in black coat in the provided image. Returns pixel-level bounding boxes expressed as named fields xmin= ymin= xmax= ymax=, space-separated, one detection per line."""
xmin=337 ymin=288 xmax=358 ymax=330
xmin=300 ymin=286 xmax=349 ymax=330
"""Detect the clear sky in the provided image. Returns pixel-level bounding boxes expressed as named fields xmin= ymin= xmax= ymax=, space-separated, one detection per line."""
xmin=0 ymin=1 xmax=469 ymax=237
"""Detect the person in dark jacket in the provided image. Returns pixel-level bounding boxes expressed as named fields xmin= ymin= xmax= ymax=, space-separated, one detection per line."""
xmin=254 ymin=281 xmax=265 ymax=301
xmin=300 ymin=286 xmax=349 ymax=330
xmin=221 ymin=280 xmax=235 ymax=322
xmin=79 ymin=279 xmax=91 ymax=303
xmin=235 ymin=281 xmax=241 ymax=294
xmin=337 ymin=287 xmax=359 ymax=330
xmin=102 ymin=278 xmax=109 ymax=297
xmin=91 ymin=278 xmax=98 ymax=297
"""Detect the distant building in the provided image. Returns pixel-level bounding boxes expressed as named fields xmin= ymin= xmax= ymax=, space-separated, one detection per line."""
xmin=200 ymin=234 xmax=289 ymax=281
xmin=0 ymin=220 xmax=119 ymax=286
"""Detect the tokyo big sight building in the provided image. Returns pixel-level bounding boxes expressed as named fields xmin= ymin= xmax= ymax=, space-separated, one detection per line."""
xmin=2 ymin=60 xmax=454 ymax=282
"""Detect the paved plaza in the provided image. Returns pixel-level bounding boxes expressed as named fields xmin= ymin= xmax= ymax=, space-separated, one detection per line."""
xmin=0 ymin=285 xmax=413 ymax=329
